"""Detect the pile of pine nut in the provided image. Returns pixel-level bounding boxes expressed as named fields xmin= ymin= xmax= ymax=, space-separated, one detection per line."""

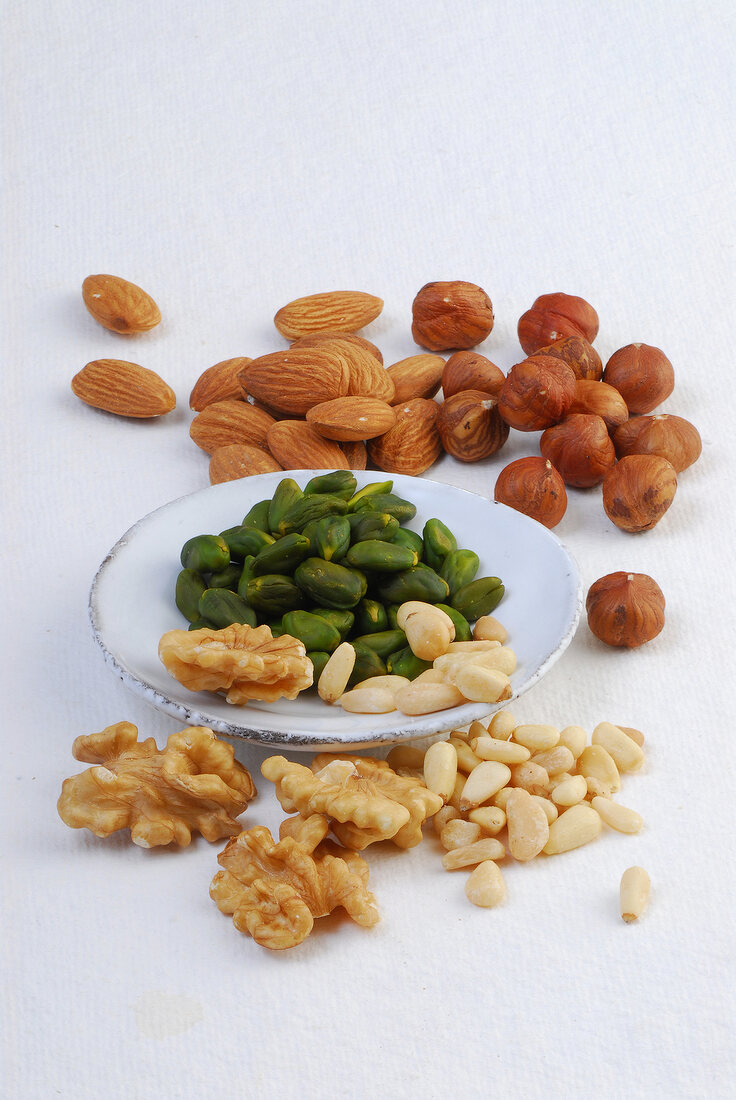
xmin=386 ymin=712 xmax=650 ymax=920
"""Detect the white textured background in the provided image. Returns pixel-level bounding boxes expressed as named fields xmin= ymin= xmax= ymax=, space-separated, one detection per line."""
xmin=2 ymin=1 xmax=735 ymax=1097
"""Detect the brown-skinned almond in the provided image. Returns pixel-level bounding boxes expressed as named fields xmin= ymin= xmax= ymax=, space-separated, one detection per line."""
xmin=342 ymin=440 xmax=367 ymax=469
xmin=387 ymin=354 xmax=445 ymax=404
xmin=306 ymin=397 xmax=396 ymax=441
xmin=71 ymin=359 xmax=175 ymax=418
xmin=240 ymin=348 xmax=349 ymax=415
xmin=367 ymin=398 xmax=442 ymax=475
xmin=81 ymin=274 xmax=161 ymax=334
xmin=189 ymin=357 xmax=252 ymax=411
xmin=267 ymin=421 xmax=349 ymax=470
xmin=290 ymin=336 xmax=393 ymax=401
xmin=274 ymin=291 xmax=383 ymax=339
xmin=291 ymin=331 xmax=383 ymax=364
xmin=209 ymin=444 xmax=282 ymax=484
xmin=189 ymin=400 xmax=275 ymax=454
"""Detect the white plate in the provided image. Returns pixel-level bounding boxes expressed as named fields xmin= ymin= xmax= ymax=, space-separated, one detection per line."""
xmin=89 ymin=470 xmax=582 ymax=750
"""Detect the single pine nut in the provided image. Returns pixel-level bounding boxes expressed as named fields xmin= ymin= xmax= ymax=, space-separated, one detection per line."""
xmin=468 ymin=806 xmax=506 ymax=834
xmin=423 ymin=740 xmax=458 ymax=802
xmin=465 ymin=860 xmax=506 ymax=907
xmin=492 ymin=786 xmax=513 ymax=810
xmin=395 ymin=681 xmax=465 ymax=715
xmin=454 ymin=665 xmax=511 ymax=704
xmin=400 ymin=603 xmax=455 ymax=660
xmin=509 ymin=761 xmax=550 ymax=796
xmin=578 ymin=745 xmax=621 ymax=793
xmin=512 ymin=724 xmax=560 ymax=751
xmin=396 ymin=766 xmax=424 ymax=780
xmin=447 ymin=772 xmax=467 ymax=810
xmin=592 ymin=796 xmax=644 ymax=834
xmin=531 ymin=795 xmax=558 ymax=823
xmin=386 ymin=745 xmax=426 ymax=771
xmin=449 ymin=724 xmax=472 ymax=741
xmin=620 ymin=866 xmax=651 ymax=922
xmin=442 ymin=837 xmax=506 ymax=869
xmin=592 ymin=722 xmax=645 ymax=773
xmin=551 ymin=774 xmax=588 ymax=806
xmin=354 ymin=674 xmax=410 ymax=695
xmin=459 ymin=761 xmax=512 ymax=810
xmin=410 ymin=668 xmax=447 ymax=686
xmin=445 ymin=640 xmax=501 ymax=653
xmin=472 ymin=615 xmax=508 ymax=644
xmin=585 ymin=776 xmax=613 ymax=800
xmin=449 ymin=736 xmax=483 ymax=774
xmin=339 ymin=686 xmax=397 ymax=713
xmin=440 ymin=818 xmax=482 ymax=850
xmin=433 ymin=804 xmax=461 ymax=835
xmin=506 ymin=787 xmax=550 ymax=861
xmin=488 ymin=710 xmax=516 ymax=740
xmin=317 ymin=641 xmax=356 ymax=703
xmin=468 ymin=647 xmax=516 ymax=675
xmin=531 ymin=746 xmax=575 ymax=775
xmin=558 ymin=725 xmax=588 ymax=759
xmin=471 ymin=736 xmax=530 ymax=764
xmin=546 ymin=771 xmax=574 ymax=792
xmin=617 ymin=725 xmax=645 ymax=747
xmin=543 ymin=803 xmax=602 ymax=854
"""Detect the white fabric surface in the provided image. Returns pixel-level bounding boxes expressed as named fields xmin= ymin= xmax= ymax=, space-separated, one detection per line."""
xmin=2 ymin=1 xmax=734 ymax=1097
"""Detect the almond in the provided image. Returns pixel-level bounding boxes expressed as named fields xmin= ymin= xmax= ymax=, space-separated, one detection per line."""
xmin=189 ymin=358 xmax=252 ymax=411
xmin=267 ymin=421 xmax=349 ymax=470
xmin=71 ymin=359 xmax=175 ymax=418
xmin=240 ymin=348 xmax=349 ymax=415
xmin=367 ymin=398 xmax=442 ymax=475
xmin=209 ymin=444 xmax=282 ymax=484
xmin=190 ymin=399 xmax=275 ymax=454
xmin=342 ymin=440 xmax=367 ymax=469
xmin=274 ymin=291 xmax=383 ymax=339
xmin=387 ymin=354 xmax=445 ymax=404
xmin=292 ymin=336 xmax=392 ymax=401
xmin=306 ymin=397 xmax=396 ymax=441
xmin=291 ymin=331 xmax=383 ymax=364
xmin=81 ymin=274 xmax=161 ymax=334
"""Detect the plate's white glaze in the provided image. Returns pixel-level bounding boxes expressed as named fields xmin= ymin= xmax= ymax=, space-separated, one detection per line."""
xmin=89 ymin=471 xmax=582 ymax=749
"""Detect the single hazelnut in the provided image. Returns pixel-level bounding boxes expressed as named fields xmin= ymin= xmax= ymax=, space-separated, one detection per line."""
xmin=602 ymin=454 xmax=677 ymax=533
xmin=497 ymin=356 xmax=577 ymax=432
xmin=494 ymin=456 xmax=567 ymax=528
xmin=568 ymin=379 xmax=629 ymax=433
xmin=442 ymin=351 xmax=505 ymax=398
xmin=540 ymin=413 xmax=616 ymax=488
xmin=613 ymin=413 xmax=702 ymax=472
xmin=533 ymin=334 xmax=603 ymax=381
xmin=412 ymin=281 xmax=494 ymax=351
xmin=586 ymin=571 xmax=665 ymax=648
xmin=517 ymin=293 xmax=599 ymax=356
xmin=437 ymin=389 xmax=509 ymax=462
xmin=603 ymin=344 xmax=674 ymax=413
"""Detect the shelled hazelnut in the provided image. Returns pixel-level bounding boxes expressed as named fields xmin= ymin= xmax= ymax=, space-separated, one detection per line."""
xmin=412 ymin=281 xmax=494 ymax=351
xmin=603 ymin=344 xmax=674 ymax=414
xmin=494 ymin=457 xmax=567 ymax=528
xmin=441 ymin=351 xmax=505 ymax=398
xmin=613 ymin=414 xmax=701 ymax=472
xmin=517 ymin=293 xmax=599 ymax=356
xmin=586 ymin=572 xmax=665 ymax=647
xmin=533 ymin=335 xmax=603 ymax=381
xmin=568 ymin=379 xmax=629 ymax=433
xmin=497 ymin=356 xmax=577 ymax=431
xmin=540 ymin=413 xmax=617 ymax=488
xmin=602 ymin=454 xmax=678 ymax=532
xmin=437 ymin=390 xmax=509 ymax=462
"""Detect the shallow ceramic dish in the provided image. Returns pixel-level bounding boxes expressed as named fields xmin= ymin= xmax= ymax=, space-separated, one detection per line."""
xmin=90 ymin=470 xmax=582 ymax=749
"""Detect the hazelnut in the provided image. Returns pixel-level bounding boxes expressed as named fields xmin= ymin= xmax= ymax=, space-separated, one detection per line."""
xmin=613 ymin=413 xmax=702 ymax=472
xmin=568 ymin=379 xmax=629 ymax=433
xmin=602 ymin=454 xmax=677 ymax=533
xmin=494 ymin=456 xmax=567 ymax=528
xmin=586 ymin=571 xmax=665 ymax=648
xmin=533 ymin=335 xmax=603 ymax=381
xmin=497 ymin=356 xmax=577 ymax=432
xmin=540 ymin=413 xmax=616 ymax=488
xmin=437 ymin=389 xmax=509 ymax=462
xmin=442 ymin=351 xmax=505 ymax=399
xmin=603 ymin=344 xmax=674 ymax=413
xmin=517 ymin=293 xmax=599 ymax=356
xmin=412 ymin=281 xmax=494 ymax=351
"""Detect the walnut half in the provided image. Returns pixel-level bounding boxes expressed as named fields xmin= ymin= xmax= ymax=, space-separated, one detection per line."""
xmin=58 ymin=722 xmax=256 ymax=847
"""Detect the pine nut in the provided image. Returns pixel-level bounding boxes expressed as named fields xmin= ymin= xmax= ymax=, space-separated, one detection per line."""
xmin=442 ymin=837 xmax=506 ymax=869
xmin=492 ymin=786 xmax=513 ymax=809
xmin=509 ymin=761 xmax=550 ymax=796
xmin=395 ymin=681 xmax=465 ymax=715
xmin=470 ymin=646 xmax=516 ymax=675
xmin=445 ymin=640 xmax=501 ymax=653
xmin=506 ymin=787 xmax=550 ymax=861
xmin=396 ymin=766 xmax=424 ymax=780
xmin=531 ymin=795 xmax=558 ymax=823
xmin=471 ymin=736 xmax=531 ymax=764
xmin=543 ymin=803 xmax=602 ymax=854
xmin=432 ymin=804 xmax=461 ymax=835
xmin=592 ymin=796 xmax=643 ymax=834
xmin=423 ymin=740 xmax=458 ymax=802
xmin=339 ymin=686 xmax=397 ymax=713
xmin=447 ymin=772 xmax=467 ymax=810
xmin=410 ymin=668 xmax=448 ymax=686
xmin=354 ymin=674 xmax=410 ymax=695
xmin=512 ymin=724 xmax=560 ymax=751
xmin=317 ymin=641 xmax=356 ymax=703
xmin=472 ymin=615 xmax=508 ymax=644
xmin=399 ymin=603 xmax=455 ymax=661
xmin=578 ymin=745 xmax=621 ymax=792
xmin=551 ymin=774 xmax=588 ymax=807
xmin=617 ymin=725 xmax=645 ymax=747
xmin=454 ymin=665 xmax=511 ymax=704
xmin=449 ymin=736 xmax=483 ymax=774
xmin=386 ymin=745 xmax=426 ymax=771
xmin=592 ymin=722 xmax=645 ymax=773
xmin=449 ymin=724 xmax=472 ymax=741
xmin=488 ymin=710 xmax=516 ymax=740
xmin=558 ymin=725 xmax=588 ymax=759
xmin=459 ymin=761 xmax=512 ymax=810
xmin=440 ymin=818 xmax=482 ymax=850
xmin=465 ymin=860 xmax=506 ymax=907
xmin=620 ymin=866 xmax=651 ymax=922
xmin=468 ymin=806 xmax=506 ymax=834
xmin=531 ymin=746 xmax=575 ymax=775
